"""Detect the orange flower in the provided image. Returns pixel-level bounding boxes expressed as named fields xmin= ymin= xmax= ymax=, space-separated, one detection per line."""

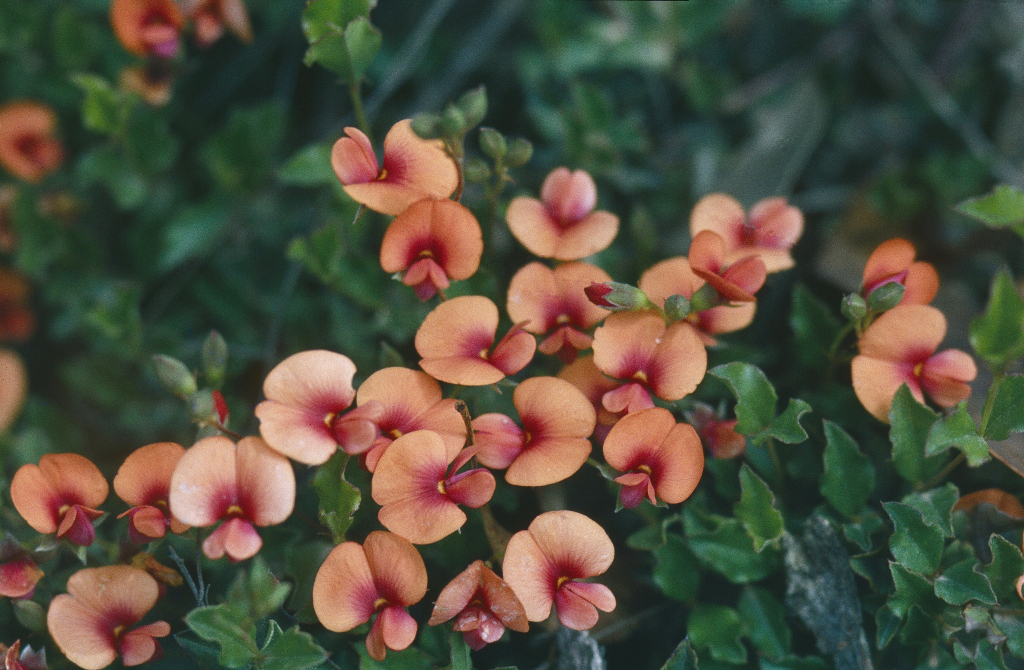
xmin=114 ymin=442 xmax=190 ymax=543
xmin=638 ymin=257 xmax=755 ymax=346
xmin=0 ymin=102 xmax=63 ymax=184
xmin=473 ymin=376 xmax=595 ymax=487
xmin=331 ymin=120 xmax=458 ymax=216
xmin=506 ymin=261 xmax=612 ymax=362
xmin=180 ymin=0 xmax=253 ymax=47
xmin=0 ymin=349 xmax=27 ymax=433
xmin=380 ymin=199 xmax=483 ymax=301
xmin=851 ymin=304 xmax=976 ymax=422
xmin=503 ymin=511 xmax=615 ymax=630
xmin=110 ymin=0 xmax=184 ymax=58
xmin=0 ymin=641 xmax=46 ymax=670
xmin=861 ymin=238 xmax=938 ymax=307
xmin=313 ymin=531 xmax=427 ymax=662
xmin=428 ymin=559 xmax=529 ymax=650
xmin=11 ymin=453 xmax=108 ymax=546
xmin=602 ymin=407 xmax=704 ymax=508
xmin=685 ymin=402 xmax=746 ymax=459
xmin=354 ymin=367 xmax=466 ymax=473
xmin=591 ymin=311 xmax=707 ymax=412
xmin=255 ymin=350 xmax=383 ymax=465
xmin=416 ymin=295 xmax=536 ymax=386
xmin=506 ymin=167 xmax=619 ymax=260
xmin=372 ymin=430 xmax=495 ymax=544
xmin=168 ymin=436 xmax=295 ymax=561
xmin=47 ymin=565 xmax=170 ymax=669
xmin=690 ymin=193 xmax=803 ymax=272
xmin=688 ymin=230 xmax=766 ymax=303
xmin=0 ymin=268 xmax=34 ymax=342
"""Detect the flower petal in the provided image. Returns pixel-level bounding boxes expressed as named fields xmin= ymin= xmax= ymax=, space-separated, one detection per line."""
xmin=502 ymin=530 xmax=555 ymax=622
xmin=313 ymin=542 xmax=377 ymax=632
xmin=363 ymin=531 xmax=428 ymax=607
xmin=0 ymin=349 xmax=27 ymax=432
xmin=236 ymin=436 xmax=295 ymax=526
xmin=169 ymin=435 xmax=238 ymax=527
xmin=113 ymin=442 xmax=185 ymax=507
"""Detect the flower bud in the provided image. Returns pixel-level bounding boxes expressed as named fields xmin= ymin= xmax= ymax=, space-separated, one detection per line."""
xmin=188 ymin=388 xmax=214 ymax=422
xmin=841 ymin=293 xmax=867 ymax=321
xmin=457 ymin=85 xmax=488 ymax=128
xmin=866 ymin=281 xmax=905 ymax=312
xmin=152 ymin=354 xmax=197 ymax=398
xmin=585 ymin=282 xmax=651 ymax=311
xmin=12 ymin=598 xmax=46 ymax=632
xmin=410 ymin=113 xmax=441 ymax=140
xmin=201 ymin=330 xmax=227 ymax=386
xmin=664 ymin=294 xmax=691 ymax=321
xmin=464 ymin=157 xmax=490 ymax=183
xmin=440 ymin=106 xmax=466 ymax=137
xmin=505 ymin=138 xmax=533 ymax=168
xmin=479 ymin=127 xmax=507 ymax=160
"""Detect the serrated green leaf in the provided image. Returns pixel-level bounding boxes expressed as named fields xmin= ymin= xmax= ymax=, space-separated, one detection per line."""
xmin=970 ymin=270 xmax=1024 ymax=368
xmin=302 ymin=0 xmax=371 ymax=41
xmin=709 ymin=363 xmax=777 ymax=435
xmin=954 ymin=638 xmax=1009 ymax=670
xmin=992 ymin=611 xmax=1024 ymax=658
xmin=956 ymin=184 xmax=1024 ymax=230
xmin=820 ymin=420 xmax=874 ymax=518
xmin=888 ymin=562 xmax=939 ymax=619
xmin=660 ymin=639 xmax=698 ymax=670
xmin=688 ymin=517 xmax=782 ymax=583
xmin=901 ymin=483 xmax=958 ymax=538
xmin=279 ymin=142 xmax=336 ymax=186
xmin=185 ymin=605 xmax=259 ymax=668
xmin=884 ymin=502 xmax=944 ymax=575
xmin=653 ymin=534 xmax=701 ymax=601
xmin=889 ymin=384 xmax=944 ymax=485
xmin=262 ymin=625 xmax=330 ymax=670
xmin=734 ymin=464 xmax=784 ymax=551
xmin=754 ymin=398 xmax=811 ymax=445
xmin=357 ymin=644 xmax=435 ymax=670
xmin=983 ymin=535 xmax=1024 ymax=602
xmin=737 ymin=586 xmax=790 ymax=660
xmin=842 ymin=511 xmax=884 ymax=552
xmin=312 ymin=451 xmax=361 ymax=543
xmin=875 ymin=606 xmax=900 ymax=649
xmin=687 ymin=606 xmax=746 ymax=664
xmin=925 ymin=402 xmax=989 ymax=466
xmin=934 ymin=559 xmax=997 ymax=605
xmin=983 ymin=374 xmax=1024 ymax=441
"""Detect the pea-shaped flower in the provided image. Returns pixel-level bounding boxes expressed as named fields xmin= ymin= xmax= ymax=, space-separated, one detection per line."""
xmin=428 ymin=560 xmax=529 ymax=650
xmin=11 ymin=453 xmax=108 ymax=547
xmin=690 ymin=193 xmax=803 ymax=273
xmin=0 ymin=102 xmax=64 ymax=184
xmin=114 ymin=442 xmax=190 ymax=544
xmin=110 ymin=0 xmax=184 ymax=58
xmin=860 ymin=238 xmax=938 ymax=307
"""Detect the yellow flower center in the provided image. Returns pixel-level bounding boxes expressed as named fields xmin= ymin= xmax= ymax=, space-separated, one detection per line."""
xmin=636 ymin=464 xmax=652 ymax=476
xmin=913 ymin=362 xmax=924 ymax=378
xmin=373 ymin=597 xmax=389 ymax=611
xmin=323 ymin=412 xmax=336 ymax=427
xmin=556 ymin=575 xmax=571 ymax=590
xmin=632 ymin=370 xmax=648 ymax=383
xmin=225 ymin=505 xmax=244 ymax=517
xmin=437 ymin=479 xmax=447 ymax=495
xmin=389 ymin=428 xmax=403 ymax=439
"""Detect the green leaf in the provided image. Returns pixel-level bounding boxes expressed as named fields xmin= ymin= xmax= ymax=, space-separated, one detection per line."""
xmin=444 ymin=631 xmax=473 ymax=670
xmin=934 ymin=559 xmax=997 ymax=606
xmin=820 ymin=420 xmax=874 ymax=518
xmin=884 ymin=502 xmax=944 ymax=575
xmin=709 ymin=363 xmax=777 ymax=435
xmin=261 ymin=625 xmax=330 ymax=670
xmin=842 ymin=511 xmax=884 ymax=552
xmin=687 ymin=606 xmax=746 ymax=664
xmin=302 ymin=0 xmax=371 ymax=41
xmin=312 ymin=451 xmax=362 ymax=543
xmin=687 ymin=517 xmax=782 ymax=583
xmin=888 ymin=563 xmax=940 ymax=619
xmin=185 ymin=605 xmax=259 ymax=668
xmin=175 ymin=631 xmax=223 ymax=669
xmin=357 ymin=644 xmax=435 ymax=670
xmin=279 ymin=142 xmax=337 ymax=186
xmin=653 ymin=534 xmax=701 ymax=601
xmin=875 ymin=606 xmax=900 ymax=649
xmin=76 ymin=146 xmax=148 ymax=210
xmin=901 ymin=483 xmax=958 ymax=538
xmin=983 ymin=535 xmax=1024 ymax=602
xmin=627 ymin=522 xmax=668 ymax=551
xmin=737 ymin=586 xmax=790 ymax=660
xmin=956 ymin=184 xmax=1024 ymax=235
xmin=992 ymin=611 xmax=1024 ymax=658
xmin=970 ymin=270 xmax=1024 ymax=368
xmin=344 ymin=16 xmax=382 ymax=82
xmin=660 ymin=639 xmax=698 ymax=670
xmin=760 ymin=656 xmax=830 ymax=670
xmin=230 ymin=556 xmax=292 ymax=621
xmin=953 ymin=638 xmax=1009 ymax=670
xmin=71 ymin=73 xmax=135 ymax=134
xmin=733 ymin=464 xmax=784 ymax=551
xmin=202 ymin=104 xmax=285 ymax=192
xmin=754 ymin=398 xmax=812 ymax=445
xmin=889 ymin=384 xmax=944 ymax=485
xmin=789 ymin=284 xmax=842 ymax=370
xmin=159 ymin=202 xmax=231 ymax=270
xmin=302 ymin=0 xmax=381 ymax=84
xmin=983 ymin=374 xmax=1024 ymax=440
xmin=925 ymin=402 xmax=989 ymax=466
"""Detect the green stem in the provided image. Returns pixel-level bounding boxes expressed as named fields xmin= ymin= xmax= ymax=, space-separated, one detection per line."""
xmin=979 ymin=371 xmax=1004 ymax=437
xmin=349 ymin=81 xmax=370 ymax=138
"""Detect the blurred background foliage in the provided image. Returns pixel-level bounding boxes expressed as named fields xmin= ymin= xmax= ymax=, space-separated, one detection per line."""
xmin=3 ymin=0 xmax=1024 ymax=668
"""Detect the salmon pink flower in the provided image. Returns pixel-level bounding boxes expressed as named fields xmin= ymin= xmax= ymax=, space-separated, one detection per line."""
xmin=557 ymin=354 xmax=623 ymax=442
xmin=331 ymin=120 xmax=458 ymax=216
xmin=313 ymin=531 xmax=427 ymax=662
xmin=255 ymin=350 xmax=383 ymax=465
xmin=0 ymin=349 xmax=27 ymax=433
xmin=0 ymin=103 xmax=63 ymax=184
xmin=169 ymin=435 xmax=295 ymax=561
xmin=0 ymin=641 xmax=46 ymax=670
xmin=416 ymin=295 xmax=536 ymax=386
xmin=503 ymin=511 xmax=615 ymax=630
xmin=380 ymin=199 xmax=483 ymax=301
xmin=690 ymin=193 xmax=803 ymax=273
xmin=110 ymin=0 xmax=184 ymax=58
xmin=685 ymin=402 xmax=746 ymax=459
xmin=861 ymin=238 xmax=939 ymax=307
xmin=688 ymin=230 xmax=766 ymax=303
xmin=473 ymin=376 xmax=595 ymax=487
xmin=180 ymin=0 xmax=253 ymax=47
xmin=355 ymin=367 xmax=466 ymax=472
xmin=952 ymin=488 xmax=1024 ymax=520
xmin=507 ymin=262 xmax=612 ymax=362
xmin=114 ymin=442 xmax=189 ymax=544
xmin=851 ymin=304 xmax=976 ymax=422
xmin=428 ymin=559 xmax=529 ymax=650
xmin=372 ymin=430 xmax=495 ymax=544
xmin=638 ymin=257 xmax=756 ymax=346
xmin=11 ymin=453 xmax=108 ymax=546
xmin=602 ymin=408 xmax=703 ymax=508
xmin=47 ymin=565 xmax=170 ymax=669
xmin=506 ymin=168 xmax=619 ymax=261
xmin=592 ymin=311 xmax=707 ymax=412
